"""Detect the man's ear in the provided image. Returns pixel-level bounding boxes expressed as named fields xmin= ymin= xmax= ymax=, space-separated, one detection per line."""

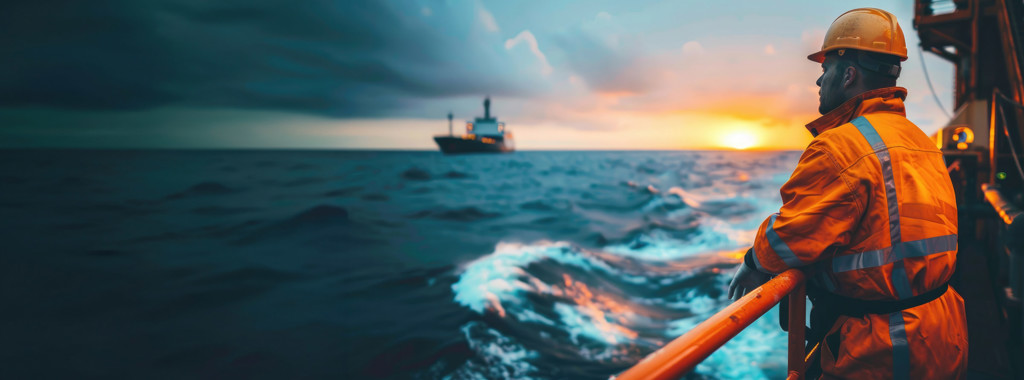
xmin=843 ymin=65 xmax=858 ymax=89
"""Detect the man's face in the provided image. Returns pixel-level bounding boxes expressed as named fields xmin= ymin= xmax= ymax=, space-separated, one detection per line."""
xmin=815 ymin=57 xmax=847 ymax=115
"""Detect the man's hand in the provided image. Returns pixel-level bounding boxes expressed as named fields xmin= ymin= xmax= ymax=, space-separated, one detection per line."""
xmin=728 ymin=249 xmax=773 ymax=301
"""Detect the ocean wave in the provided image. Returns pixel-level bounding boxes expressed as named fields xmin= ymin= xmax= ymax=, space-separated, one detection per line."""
xmin=445 ymin=321 xmax=539 ymax=380
xmin=410 ymin=186 xmax=434 ymax=194
xmin=0 ymin=175 xmax=28 ymax=185
xmin=605 ymin=219 xmax=751 ymax=261
xmin=191 ymin=206 xmax=256 ymax=216
xmin=576 ymin=194 xmax=654 ymax=213
xmin=323 ymin=186 xmax=362 ymax=197
xmin=361 ymin=193 xmax=390 ymax=202
xmin=286 ymin=204 xmax=349 ymax=224
xmin=411 ymin=207 xmax=501 ymax=222
xmin=5 ymin=150 xmax=805 ymax=379
xmin=443 ymin=171 xmax=473 ymax=179
xmin=450 ymin=239 xmax=785 ymax=379
xmin=281 ymin=177 xmax=325 ymax=187
xmin=234 ymin=204 xmax=350 ymax=244
xmin=519 ymin=199 xmax=572 ymax=212
xmin=86 ymin=249 xmax=126 ymax=256
xmin=165 ymin=181 xmax=237 ymax=200
xmin=452 ymin=242 xmax=630 ymax=315
xmin=403 ymin=167 xmax=432 ymax=180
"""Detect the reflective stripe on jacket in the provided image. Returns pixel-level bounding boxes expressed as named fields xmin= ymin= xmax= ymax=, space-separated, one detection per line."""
xmin=752 ymin=87 xmax=967 ymax=379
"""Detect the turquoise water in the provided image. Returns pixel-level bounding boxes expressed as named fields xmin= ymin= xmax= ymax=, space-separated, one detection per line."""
xmin=0 ymin=149 xmax=800 ymax=379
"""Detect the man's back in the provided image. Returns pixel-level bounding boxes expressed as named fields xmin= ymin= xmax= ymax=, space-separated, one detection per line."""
xmin=741 ymin=87 xmax=967 ymax=379
xmin=810 ymin=89 xmax=958 ymax=300
xmin=727 ymin=8 xmax=969 ymax=379
xmin=796 ymin=88 xmax=967 ymax=379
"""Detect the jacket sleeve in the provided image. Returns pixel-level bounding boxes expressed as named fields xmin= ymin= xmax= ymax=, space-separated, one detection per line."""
xmin=751 ymin=144 xmax=864 ymax=274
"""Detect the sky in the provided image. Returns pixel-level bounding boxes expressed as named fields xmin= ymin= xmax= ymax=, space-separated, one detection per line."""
xmin=0 ymin=0 xmax=956 ymax=150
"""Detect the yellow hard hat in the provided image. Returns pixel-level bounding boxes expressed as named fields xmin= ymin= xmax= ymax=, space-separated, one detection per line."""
xmin=807 ymin=8 xmax=908 ymax=63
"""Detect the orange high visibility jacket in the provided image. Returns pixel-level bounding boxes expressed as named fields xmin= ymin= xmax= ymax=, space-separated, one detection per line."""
xmin=751 ymin=87 xmax=967 ymax=379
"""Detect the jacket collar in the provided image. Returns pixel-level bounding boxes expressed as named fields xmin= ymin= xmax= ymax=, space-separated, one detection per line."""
xmin=805 ymin=87 xmax=908 ymax=137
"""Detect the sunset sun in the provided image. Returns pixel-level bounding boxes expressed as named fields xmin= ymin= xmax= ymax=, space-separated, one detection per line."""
xmin=721 ymin=130 xmax=758 ymax=150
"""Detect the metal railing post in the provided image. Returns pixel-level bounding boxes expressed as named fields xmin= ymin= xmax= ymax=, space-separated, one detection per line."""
xmin=786 ymin=281 xmax=807 ymax=380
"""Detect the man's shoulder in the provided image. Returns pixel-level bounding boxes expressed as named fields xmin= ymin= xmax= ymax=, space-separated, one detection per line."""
xmin=807 ymin=112 xmax=939 ymax=173
xmin=806 ymin=122 xmax=874 ymax=168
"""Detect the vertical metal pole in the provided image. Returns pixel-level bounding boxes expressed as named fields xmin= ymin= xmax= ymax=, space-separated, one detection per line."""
xmin=787 ymin=281 xmax=807 ymax=380
xmin=970 ymin=0 xmax=980 ymax=101
xmin=994 ymin=0 xmax=1024 ymax=103
xmin=991 ymin=92 xmax=999 ymax=183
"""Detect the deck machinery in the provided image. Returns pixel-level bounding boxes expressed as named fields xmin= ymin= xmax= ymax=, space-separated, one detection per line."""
xmin=915 ymin=0 xmax=1024 ymax=377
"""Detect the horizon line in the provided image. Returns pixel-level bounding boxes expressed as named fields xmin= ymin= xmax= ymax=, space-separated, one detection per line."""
xmin=0 ymin=147 xmax=805 ymax=152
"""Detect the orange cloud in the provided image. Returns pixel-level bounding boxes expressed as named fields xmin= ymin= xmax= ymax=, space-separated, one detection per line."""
xmin=493 ymin=35 xmax=825 ymax=150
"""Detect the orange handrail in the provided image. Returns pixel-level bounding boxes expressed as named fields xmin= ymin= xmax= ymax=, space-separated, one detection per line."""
xmin=616 ymin=269 xmax=808 ymax=380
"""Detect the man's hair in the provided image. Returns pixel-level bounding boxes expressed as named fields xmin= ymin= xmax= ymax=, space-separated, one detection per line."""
xmin=831 ymin=50 xmax=900 ymax=89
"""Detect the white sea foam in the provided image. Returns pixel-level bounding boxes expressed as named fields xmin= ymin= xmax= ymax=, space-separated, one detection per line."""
xmin=553 ymin=303 xmax=636 ymax=346
xmin=604 ymin=221 xmax=747 ymax=261
xmin=444 ymin=321 xmax=539 ymax=380
xmin=451 ymin=240 xmax=789 ymax=379
xmin=452 ymin=241 xmax=592 ymax=315
xmin=452 ymin=241 xmax=654 ymax=316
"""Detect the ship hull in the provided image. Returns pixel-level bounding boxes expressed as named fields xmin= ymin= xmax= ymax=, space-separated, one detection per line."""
xmin=433 ymin=136 xmax=513 ymax=154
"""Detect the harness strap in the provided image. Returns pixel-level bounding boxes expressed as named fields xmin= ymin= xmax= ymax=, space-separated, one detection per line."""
xmin=818 ymin=282 xmax=948 ymax=318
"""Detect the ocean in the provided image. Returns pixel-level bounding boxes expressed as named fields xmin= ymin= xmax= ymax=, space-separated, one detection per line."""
xmin=0 ymin=149 xmax=803 ymax=379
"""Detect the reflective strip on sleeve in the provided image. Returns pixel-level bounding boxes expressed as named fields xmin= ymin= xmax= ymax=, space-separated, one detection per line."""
xmin=889 ymin=311 xmax=911 ymax=379
xmin=832 ymin=234 xmax=957 ymax=273
xmin=764 ymin=213 xmax=805 ymax=267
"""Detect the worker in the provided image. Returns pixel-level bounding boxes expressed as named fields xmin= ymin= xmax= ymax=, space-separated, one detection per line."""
xmin=728 ymin=8 xmax=968 ymax=379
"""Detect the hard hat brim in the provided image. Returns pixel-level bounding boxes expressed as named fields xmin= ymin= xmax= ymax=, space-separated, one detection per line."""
xmin=806 ymin=46 xmax=908 ymax=63
xmin=807 ymin=50 xmax=827 ymax=63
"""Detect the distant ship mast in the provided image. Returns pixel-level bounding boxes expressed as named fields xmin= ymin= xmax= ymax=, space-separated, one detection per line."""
xmin=483 ymin=96 xmax=491 ymax=120
xmin=447 ymin=111 xmax=454 ymax=136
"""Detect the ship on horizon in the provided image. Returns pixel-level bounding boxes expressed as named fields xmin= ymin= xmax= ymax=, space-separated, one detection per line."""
xmin=434 ymin=97 xmax=514 ymax=154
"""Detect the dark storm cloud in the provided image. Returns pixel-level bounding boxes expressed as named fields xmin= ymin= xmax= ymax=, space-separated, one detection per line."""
xmin=0 ymin=0 xmax=534 ymax=116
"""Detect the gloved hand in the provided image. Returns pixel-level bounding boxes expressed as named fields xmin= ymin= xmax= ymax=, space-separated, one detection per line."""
xmin=728 ymin=249 xmax=773 ymax=301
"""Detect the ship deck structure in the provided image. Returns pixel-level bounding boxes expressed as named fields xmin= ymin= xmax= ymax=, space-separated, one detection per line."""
xmin=434 ymin=97 xmax=514 ymax=154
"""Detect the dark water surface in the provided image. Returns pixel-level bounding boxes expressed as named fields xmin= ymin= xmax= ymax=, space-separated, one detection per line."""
xmin=0 ymin=150 xmax=801 ymax=379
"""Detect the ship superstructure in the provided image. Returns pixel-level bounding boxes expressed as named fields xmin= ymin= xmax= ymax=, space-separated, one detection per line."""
xmin=433 ymin=97 xmax=514 ymax=154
